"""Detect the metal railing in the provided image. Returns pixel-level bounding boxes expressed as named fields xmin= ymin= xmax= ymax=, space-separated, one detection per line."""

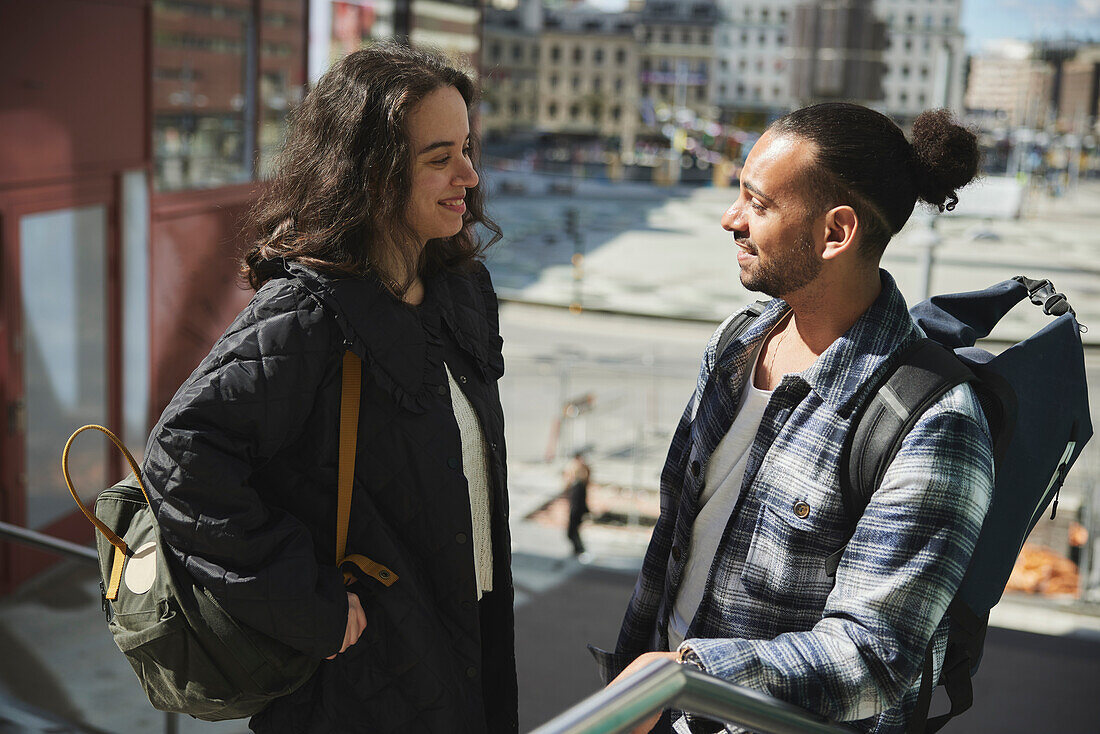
xmin=0 ymin=520 xmax=179 ymax=734
xmin=531 ymin=658 xmax=857 ymax=734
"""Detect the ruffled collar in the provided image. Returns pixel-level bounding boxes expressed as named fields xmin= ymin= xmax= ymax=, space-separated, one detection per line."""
xmin=282 ymin=261 xmax=504 ymax=413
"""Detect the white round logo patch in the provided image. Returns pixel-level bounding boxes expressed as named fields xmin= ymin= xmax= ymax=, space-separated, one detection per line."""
xmin=124 ymin=542 xmax=158 ymax=595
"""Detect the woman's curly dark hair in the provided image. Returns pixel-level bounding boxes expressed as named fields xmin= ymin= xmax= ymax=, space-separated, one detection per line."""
xmin=241 ymin=42 xmax=501 ymax=293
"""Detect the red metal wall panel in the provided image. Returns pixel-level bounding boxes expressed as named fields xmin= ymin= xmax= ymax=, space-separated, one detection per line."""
xmin=149 ymin=185 xmax=256 ymax=419
xmin=0 ymin=0 xmax=147 ymax=187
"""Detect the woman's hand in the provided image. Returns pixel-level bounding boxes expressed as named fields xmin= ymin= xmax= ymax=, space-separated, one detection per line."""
xmin=607 ymin=651 xmax=680 ymax=734
xmin=327 ymin=592 xmax=367 ymax=660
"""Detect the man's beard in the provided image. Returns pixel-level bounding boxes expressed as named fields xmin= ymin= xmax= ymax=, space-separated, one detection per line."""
xmin=738 ymin=230 xmax=820 ymax=298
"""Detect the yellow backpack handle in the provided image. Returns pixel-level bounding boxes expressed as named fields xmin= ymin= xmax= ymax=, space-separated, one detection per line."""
xmin=62 ymin=424 xmax=151 ymax=600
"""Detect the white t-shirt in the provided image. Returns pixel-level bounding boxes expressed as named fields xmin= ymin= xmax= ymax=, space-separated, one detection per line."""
xmin=668 ymin=351 xmax=774 ymax=649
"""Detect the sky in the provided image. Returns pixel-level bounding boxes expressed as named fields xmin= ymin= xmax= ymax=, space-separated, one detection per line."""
xmin=961 ymin=0 xmax=1100 ymax=52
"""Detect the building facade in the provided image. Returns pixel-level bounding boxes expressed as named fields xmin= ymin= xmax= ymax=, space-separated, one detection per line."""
xmin=636 ymin=0 xmax=719 ymax=129
xmin=482 ymin=0 xmax=542 ymax=139
xmin=713 ymin=0 xmax=796 ymax=119
xmin=536 ymin=6 xmax=641 ymax=151
xmin=876 ymin=0 xmax=966 ymax=121
xmin=965 ymin=40 xmax=1054 ymax=129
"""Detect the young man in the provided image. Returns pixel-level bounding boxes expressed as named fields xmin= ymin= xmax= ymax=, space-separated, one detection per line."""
xmin=596 ymin=103 xmax=994 ymax=734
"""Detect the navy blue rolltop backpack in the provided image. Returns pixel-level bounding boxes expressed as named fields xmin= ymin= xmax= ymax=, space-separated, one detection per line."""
xmin=719 ymin=276 xmax=1092 ymax=733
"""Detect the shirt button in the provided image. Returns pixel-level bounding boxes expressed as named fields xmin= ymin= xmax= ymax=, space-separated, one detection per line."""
xmin=671 ymin=545 xmax=683 ymax=563
xmin=456 ymin=532 xmax=468 ymax=544
xmin=690 ymin=460 xmax=701 ymax=478
xmin=793 ymin=501 xmax=811 ymax=519
xmin=459 ymin=375 xmax=468 ymax=384
xmin=448 ymin=456 xmax=459 ymax=469
xmin=437 ymin=385 xmax=447 ymax=395
xmin=466 ymin=666 xmax=478 ymax=678
xmin=490 ymin=442 xmax=498 ymax=452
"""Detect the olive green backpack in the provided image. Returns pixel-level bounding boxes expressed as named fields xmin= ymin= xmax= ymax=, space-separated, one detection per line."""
xmin=62 ymin=351 xmax=396 ymax=721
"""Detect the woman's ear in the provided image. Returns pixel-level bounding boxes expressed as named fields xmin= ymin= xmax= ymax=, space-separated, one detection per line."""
xmin=822 ymin=206 xmax=858 ymax=261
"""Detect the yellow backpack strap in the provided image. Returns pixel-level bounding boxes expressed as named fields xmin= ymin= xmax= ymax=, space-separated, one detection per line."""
xmin=62 ymin=424 xmax=152 ymax=601
xmin=335 ymin=351 xmax=398 ymax=587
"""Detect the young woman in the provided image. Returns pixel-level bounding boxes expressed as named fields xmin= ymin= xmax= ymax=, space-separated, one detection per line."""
xmin=141 ymin=43 xmax=517 ymax=733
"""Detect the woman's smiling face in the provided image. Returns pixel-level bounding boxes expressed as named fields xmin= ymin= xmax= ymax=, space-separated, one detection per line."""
xmin=405 ymin=85 xmax=480 ymax=249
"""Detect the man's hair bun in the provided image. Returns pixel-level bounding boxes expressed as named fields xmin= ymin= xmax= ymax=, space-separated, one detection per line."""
xmin=910 ymin=109 xmax=980 ymax=211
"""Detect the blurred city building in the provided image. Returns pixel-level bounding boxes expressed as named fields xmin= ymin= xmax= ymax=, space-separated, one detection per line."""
xmin=535 ymin=3 xmax=640 ymax=153
xmin=482 ymin=0 xmax=543 ymax=139
xmin=876 ymin=0 xmax=965 ymax=121
xmin=788 ymin=0 xmax=887 ymax=107
xmin=636 ymin=0 xmax=718 ymax=132
xmin=965 ymin=40 xmax=1055 ymax=130
xmin=712 ymin=0 xmax=795 ymax=126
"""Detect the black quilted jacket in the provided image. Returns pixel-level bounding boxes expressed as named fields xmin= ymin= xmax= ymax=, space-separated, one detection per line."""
xmin=142 ymin=260 xmax=518 ymax=733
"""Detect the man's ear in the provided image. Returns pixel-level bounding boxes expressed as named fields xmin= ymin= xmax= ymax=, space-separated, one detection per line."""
xmin=822 ymin=206 xmax=858 ymax=261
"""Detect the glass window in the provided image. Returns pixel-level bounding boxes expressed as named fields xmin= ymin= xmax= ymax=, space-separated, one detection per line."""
xmin=152 ymin=1 xmax=305 ymax=190
xmin=153 ymin=1 xmax=252 ymax=191
xmin=615 ymin=77 xmax=623 ymax=92
xmin=490 ymin=42 xmax=501 ymax=61
xmin=551 ymin=44 xmax=561 ymax=61
xmin=122 ymin=171 xmax=150 ymax=454
xmin=616 ymin=48 xmax=626 ymax=64
xmin=259 ymin=0 xmax=306 ymax=178
xmin=573 ymin=45 xmax=583 ymax=63
xmin=512 ymin=42 xmax=523 ymax=61
xmin=594 ymin=48 xmax=604 ymax=64
xmin=20 ymin=206 xmax=108 ymax=529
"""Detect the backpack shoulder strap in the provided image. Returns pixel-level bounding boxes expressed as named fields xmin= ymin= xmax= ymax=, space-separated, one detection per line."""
xmin=840 ymin=338 xmax=976 ymax=522
xmin=715 ymin=301 xmax=770 ymax=363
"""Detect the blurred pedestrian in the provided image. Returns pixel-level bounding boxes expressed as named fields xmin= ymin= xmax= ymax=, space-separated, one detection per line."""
xmin=595 ymin=103 xmax=991 ymax=734
xmin=140 ymin=43 xmax=517 ymax=733
xmin=564 ymin=452 xmax=591 ymax=557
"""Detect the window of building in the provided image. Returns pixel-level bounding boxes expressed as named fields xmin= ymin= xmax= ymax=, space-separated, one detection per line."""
xmin=660 ymin=84 xmax=670 ymax=97
xmin=593 ymin=76 xmax=602 ymax=91
xmin=615 ymin=77 xmax=624 ymax=92
xmin=904 ymin=38 xmax=912 ymax=52
xmin=944 ymin=15 xmax=952 ymax=28
xmin=906 ymin=13 xmax=914 ymax=27
xmin=550 ymin=74 xmax=559 ymax=89
xmin=642 ymin=83 xmax=651 ymax=97
xmin=779 ymin=9 xmax=787 ymax=23
xmin=777 ymin=33 xmax=785 ymax=44
xmin=661 ymin=29 xmax=671 ymax=43
xmin=738 ymin=58 xmax=746 ymax=71
xmin=642 ymin=58 xmax=652 ymax=72
xmin=616 ymin=47 xmax=626 ymax=64
xmin=551 ymin=45 xmax=561 ymax=61
xmin=902 ymin=65 xmax=910 ymax=78
xmin=720 ymin=58 xmax=729 ymax=70
xmin=755 ymin=59 xmax=763 ymax=72
xmin=702 ymin=30 xmax=711 ymax=44
xmin=569 ymin=104 xmax=580 ymax=120
xmin=773 ymin=86 xmax=781 ymax=98
xmin=919 ymin=93 xmax=927 ymax=106
xmin=572 ymin=75 xmax=580 ymax=91
xmin=510 ymin=101 xmax=520 ymax=116
xmin=154 ymin=0 xmax=307 ymax=190
xmin=741 ymin=31 xmax=748 ymax=44
xmin=573 ymin=46 xmax=583 ymax=63
xmin=489 ymin=42 xmax=501 ymax=61
xmin=719 ymin=83 xmax=727 ymax=97
xmin=548 ymin=102 xmax=558 ymax=118
xmin=744 ymin=7 xmax=751 ymax=21
xmin=682 ymin=30 xmax=692 ymax=44
xmin=753 ymin=85 xmax=761 ymax=100
xmin=512 ymin=43 xmax=522 ymax=61
xmin=762 ymin=9 xmax=769 ymax=22
xmin=695 ymin=86 xmax=705 ymax=101
xmin=920 ymin=66 xmax=929 ymax=79
xmin=533 ymin=46 xmax=539 ymax=62
xmin=611 ymin=106 xmax=621 ymax=121
xmin=758 ymin=33 xmax=766 ymax=44
xmin=594 ymin=48 xmax=604 ymax=64
xmin=900 ymin=91 xmax=908 ymax=104
xmin=736 ymin=82 xmax=745 ymax=96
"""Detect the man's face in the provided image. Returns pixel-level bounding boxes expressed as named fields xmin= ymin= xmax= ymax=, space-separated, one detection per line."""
xmin=722 ymin=130 xmax=822 ymax=298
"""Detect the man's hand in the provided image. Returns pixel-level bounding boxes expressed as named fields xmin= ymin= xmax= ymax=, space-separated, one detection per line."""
xmin=607 ymin=651 xmax=681 ymax=734
xmin=327 ymin=592 xmax=367 ymax=660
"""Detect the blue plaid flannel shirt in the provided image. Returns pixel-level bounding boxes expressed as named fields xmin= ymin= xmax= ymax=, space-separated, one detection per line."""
xmin=594 ymin=271 xmax=993 ymax=733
